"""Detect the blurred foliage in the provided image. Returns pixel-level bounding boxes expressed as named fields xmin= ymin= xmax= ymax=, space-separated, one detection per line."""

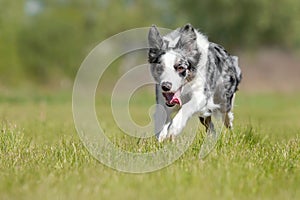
xmin=175 ymin=0 xmax=300 ymax=49
xmin=0 ymin=0 xmax=299 ymax=86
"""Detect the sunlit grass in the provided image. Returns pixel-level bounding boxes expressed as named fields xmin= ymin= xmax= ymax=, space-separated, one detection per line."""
xmin=0 ymin=92 xmax=299 ymax=200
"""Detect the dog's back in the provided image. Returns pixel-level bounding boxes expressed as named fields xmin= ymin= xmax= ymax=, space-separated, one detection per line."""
xmin=206 ymin=43 xmax=242 ymax=113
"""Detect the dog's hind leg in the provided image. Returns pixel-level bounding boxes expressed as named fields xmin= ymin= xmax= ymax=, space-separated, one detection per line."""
xmin=199 ymin=116 xmax=215 ymax=134
xmin=224 ymin=93 xmax=235 ymax=129
xmin=224 ymin=112 xmax=233 ymax=129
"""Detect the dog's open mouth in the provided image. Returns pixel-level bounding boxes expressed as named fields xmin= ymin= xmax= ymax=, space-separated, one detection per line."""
xmin=162 ymin=88 xmax=182 ymax=107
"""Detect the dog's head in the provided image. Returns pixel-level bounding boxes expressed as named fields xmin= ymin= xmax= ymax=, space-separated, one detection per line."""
xmin=148 ymin=24 xmax=201 ymax=107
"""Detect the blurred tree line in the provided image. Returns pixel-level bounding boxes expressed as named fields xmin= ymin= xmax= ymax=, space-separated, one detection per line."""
xmin=0 ymin=0 xmax=299 ymax=86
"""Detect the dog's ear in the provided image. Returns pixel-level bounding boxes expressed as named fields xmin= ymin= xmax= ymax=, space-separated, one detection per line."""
xmin=148 ymin=25 xmax=164 ymax=63
xmin=177 ymin=24 xmax=197 ymax=51
xmin=176 ymin=24 xmax=200 ymax=66
xmin=148 ymin=25 xmax=163 ymax=49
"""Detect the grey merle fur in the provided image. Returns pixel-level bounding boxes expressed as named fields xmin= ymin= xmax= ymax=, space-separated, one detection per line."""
xmin=205 ymin=43 xmax=242 ymax=113
xmin=148 ymin=24 xmax=242 ymax=136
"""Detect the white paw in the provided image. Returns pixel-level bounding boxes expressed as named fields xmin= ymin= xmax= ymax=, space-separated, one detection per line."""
xmin=158 ymin=122 xmax=170 ymax=142
xmin=166 ymin=132 xmax=176 ymax=142
xmin=167 ymin=125 xmax=180 ymax=140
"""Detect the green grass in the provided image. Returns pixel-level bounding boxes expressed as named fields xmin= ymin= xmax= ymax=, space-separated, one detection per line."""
xmin=0 ymin=91 xmax=299 ymax=200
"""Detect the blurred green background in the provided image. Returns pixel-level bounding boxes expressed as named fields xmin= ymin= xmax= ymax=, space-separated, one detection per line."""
xmin=1 ymin=0 xmax=300 ymax=92
xmin=1 ymin=2 xmax=300 ymax=199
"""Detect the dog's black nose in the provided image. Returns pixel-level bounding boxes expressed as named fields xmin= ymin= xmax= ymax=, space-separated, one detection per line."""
xmin=161 ymin=82 xmax=172 ymax=92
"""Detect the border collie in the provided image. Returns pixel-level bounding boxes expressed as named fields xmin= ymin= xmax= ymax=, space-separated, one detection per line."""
xmin=148 ymin=24 xmax=242 ymax=142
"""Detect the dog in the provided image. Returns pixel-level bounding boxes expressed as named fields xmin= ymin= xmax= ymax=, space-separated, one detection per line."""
xmin=148 ymin=24 xmax=242 ymax=142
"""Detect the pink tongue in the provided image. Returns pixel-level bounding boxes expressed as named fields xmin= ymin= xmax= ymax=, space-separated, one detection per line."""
xmin=170 ymin=89 xmax=182 ymax=105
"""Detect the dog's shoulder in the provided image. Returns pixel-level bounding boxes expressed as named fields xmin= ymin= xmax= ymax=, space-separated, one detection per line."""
xmin=205 ymin=42 xmax=242 ymax=99
xmin=208 ymin=42 xmax=242 ymax=80
xmin=208 ymin=42 xmax=230 ymax=63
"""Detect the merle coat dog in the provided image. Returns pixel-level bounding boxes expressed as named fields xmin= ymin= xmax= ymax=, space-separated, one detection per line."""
xmin=148 ymin=24 xmax=242 ymax=142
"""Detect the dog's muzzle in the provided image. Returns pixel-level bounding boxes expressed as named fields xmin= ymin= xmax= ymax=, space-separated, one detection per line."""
xmin=162 ymin=87 xmax=182 ymax=107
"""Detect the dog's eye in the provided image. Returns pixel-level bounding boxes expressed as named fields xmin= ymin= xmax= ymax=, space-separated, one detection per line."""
xmin=176 ymin=66 xmax=186 ymax=73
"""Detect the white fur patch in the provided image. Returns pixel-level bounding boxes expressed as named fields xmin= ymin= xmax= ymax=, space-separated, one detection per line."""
xmin=160 ymin=51 xmax=183 ymax=92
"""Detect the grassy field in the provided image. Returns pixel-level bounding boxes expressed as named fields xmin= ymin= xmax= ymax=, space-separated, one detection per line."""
xmin=0 ymin=90 xmax=299 ymax=200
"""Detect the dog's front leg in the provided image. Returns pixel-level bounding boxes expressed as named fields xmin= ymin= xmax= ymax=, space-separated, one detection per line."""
xmin=166 ymin=103 xmax=195 ymax=139
xmin=154 ymin=85 xmax=174 ymax=141
xmin=166 ymin=96 xmax=206 ymax=140
xmin=155 ymin=104 xmax=173 ymax=142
